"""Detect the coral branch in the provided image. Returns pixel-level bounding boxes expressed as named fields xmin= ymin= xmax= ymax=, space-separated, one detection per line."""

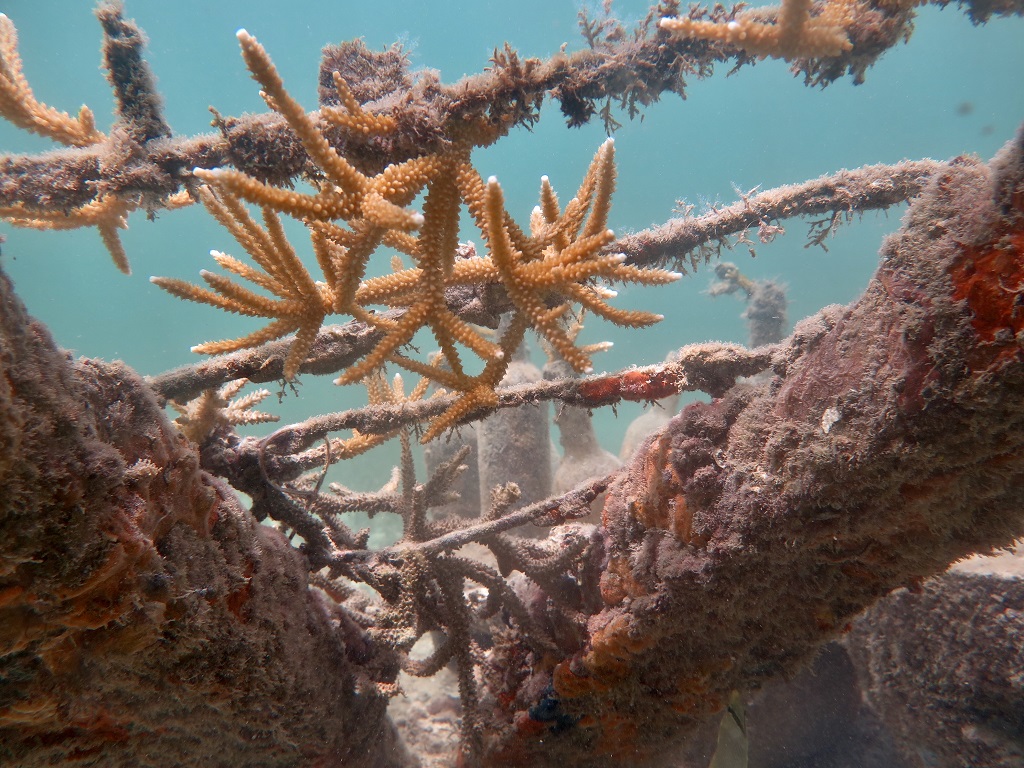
xmin=475 ymin=130 xmax=1024 ymax=766
xmin=0 ymin=13 xmax=104 ymax=147
xmin=145 ymin=159 xmax=932 ymax=407
xmin=616 ymin=159 xmax=944 ymax=272
xmin=660 ymin=0 xmax=859 ymax=62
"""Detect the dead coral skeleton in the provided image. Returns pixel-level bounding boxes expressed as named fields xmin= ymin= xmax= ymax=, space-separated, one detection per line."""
xmin=259 ymin=409 xmax=603 ymax=763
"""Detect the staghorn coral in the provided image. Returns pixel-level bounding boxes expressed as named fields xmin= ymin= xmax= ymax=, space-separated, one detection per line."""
xmin=170 ymin=377 xmax=278 ymax=445
xmin=0 ymin=13 xmax=104 ymax=147
xmin=151 ymin=28 xmax=675 ymax=440
xmin=0 ymin=3 xmax=191 ymax=273
xmin=659 ymin=0 xmax=861 ymax=62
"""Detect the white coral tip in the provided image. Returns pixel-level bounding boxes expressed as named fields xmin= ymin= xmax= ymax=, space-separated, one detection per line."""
xmin=487 ymin=175 xmax=499 ymax=185
xmin=236 ymin=28 xmax=249 ymax=39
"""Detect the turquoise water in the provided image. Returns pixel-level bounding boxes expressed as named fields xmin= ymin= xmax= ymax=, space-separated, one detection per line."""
xmin=2 ymin=0 xmax=1023 ymax=491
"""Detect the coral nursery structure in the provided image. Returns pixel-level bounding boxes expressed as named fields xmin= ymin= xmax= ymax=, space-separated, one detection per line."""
xmin=2 ymin=1 xmax=1024 ymax=766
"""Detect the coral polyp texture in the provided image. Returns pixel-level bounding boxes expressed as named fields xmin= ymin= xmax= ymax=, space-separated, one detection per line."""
xmin=2 ymin=1 xmax=1024 ymax=766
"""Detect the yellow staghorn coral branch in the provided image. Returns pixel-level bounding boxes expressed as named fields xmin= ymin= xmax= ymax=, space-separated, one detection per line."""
xmin=152 ymin=186 xmax=335 ymax=380
xmin=321 ymin=70 xmax=398 ymax=136
xmin=194 ymin=167 xmax=357 ymax=222
xmin=0 ymin=195 xmax=134 ymax=274
xmin=0 ymin=13 xmax=105 ymax=147
xmin=152 ymin=30 xmax=674 ymax=440
xmin=190 ymin=317 xmax=302 ymax=357
xmin=171 ymin=378 xmax=279 ymax=445
xmin=235 ymin=28 xmax=368 ymax=195
xmin=149 ymin=275 xmax=306 ymax=319
xmin=334 ymin=303 xmax=434 ymax=386
xmin=563 ymin=282 xmax=665 ymax=328
xmin=362 ymin=191 xmax=425 ymax=231
xmin=581 ymin=138 xmax=616 ymax=238
xmin=660 ymin=0 xmax=858 ymax=61
xmin=484 ymin=175 xmax=592 ymax=372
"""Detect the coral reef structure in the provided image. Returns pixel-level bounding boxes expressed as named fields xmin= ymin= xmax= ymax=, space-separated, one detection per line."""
xmin=1 ymin=1 xmax=1023 ymax=765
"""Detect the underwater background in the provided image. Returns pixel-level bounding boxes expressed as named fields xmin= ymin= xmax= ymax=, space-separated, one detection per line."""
xmin=1 ymin=0 xmax=1023 ymax=501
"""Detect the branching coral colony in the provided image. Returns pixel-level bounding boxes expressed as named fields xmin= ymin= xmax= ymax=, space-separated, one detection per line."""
xmin=152 ymin=28 xmax=678 ymax=441
xmin=2 ymin=0 xmax=1024 ymax=766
